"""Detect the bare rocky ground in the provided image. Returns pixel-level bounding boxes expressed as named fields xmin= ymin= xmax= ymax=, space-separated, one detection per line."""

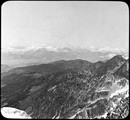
xmin=1 ymin=55 xmax=129 ymax=119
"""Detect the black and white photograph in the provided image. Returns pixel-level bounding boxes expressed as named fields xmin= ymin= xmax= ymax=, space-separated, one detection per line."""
xmin=1 ymin=1 xmax=129 ymax=119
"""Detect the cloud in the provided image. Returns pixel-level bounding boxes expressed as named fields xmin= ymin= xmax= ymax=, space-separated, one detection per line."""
xmin=107 ymin=53 xmax=117 ymax=58
xmin=2 ymin=44 xmax=59 ymax=52
xmin=99 ymin=53 xmax=117 ymax=59
xmin=44 ymin=45 xmax=59 ymax=52
xmin=89 ymin=47 xmax=129 ymax=55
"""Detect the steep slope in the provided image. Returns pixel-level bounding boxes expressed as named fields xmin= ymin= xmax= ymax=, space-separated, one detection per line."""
xmin=10 ymin=71 xmax=129 ymax=119
xmin=96 ymin=55 xmax=126 ymax=75
xmin=1 ymin=55 xmax=129 ymax=119
xmin=1 ymin=59 xmax=94 ymax=109
xmin=114 ymin=59 xmax=129 ymax=79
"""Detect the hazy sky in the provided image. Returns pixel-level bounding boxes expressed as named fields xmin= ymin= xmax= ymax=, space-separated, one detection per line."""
xmin=2 ymin=1 xmax=129 ymax=50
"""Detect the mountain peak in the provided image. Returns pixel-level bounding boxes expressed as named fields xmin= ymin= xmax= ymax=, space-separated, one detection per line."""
xmin=111 ymin=55 xmax=126 ymax=61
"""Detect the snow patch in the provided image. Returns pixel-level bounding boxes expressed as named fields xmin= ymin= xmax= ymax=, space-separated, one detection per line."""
xmin=1 ymin=107 xmax=31 ymax=119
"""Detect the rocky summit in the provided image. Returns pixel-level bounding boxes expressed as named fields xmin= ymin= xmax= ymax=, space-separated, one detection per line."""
xmin=1 ymin=55 xmax=129 ymax=119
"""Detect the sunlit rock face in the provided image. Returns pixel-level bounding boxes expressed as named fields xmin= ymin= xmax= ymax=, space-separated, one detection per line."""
xmin=66 ymin=74 xmax=129 ymax=119
xmin=1 ymin=55 xmax=129 ymax=119
xmin=1 ymin=107 xmax=31 ymax=119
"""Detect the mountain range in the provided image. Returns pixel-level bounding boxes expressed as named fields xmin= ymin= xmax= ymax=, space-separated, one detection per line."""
xmin=1 ymin=54 xmax=129 ymax=119
xmin=1 ymin=45 xmax=128 ymax=68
